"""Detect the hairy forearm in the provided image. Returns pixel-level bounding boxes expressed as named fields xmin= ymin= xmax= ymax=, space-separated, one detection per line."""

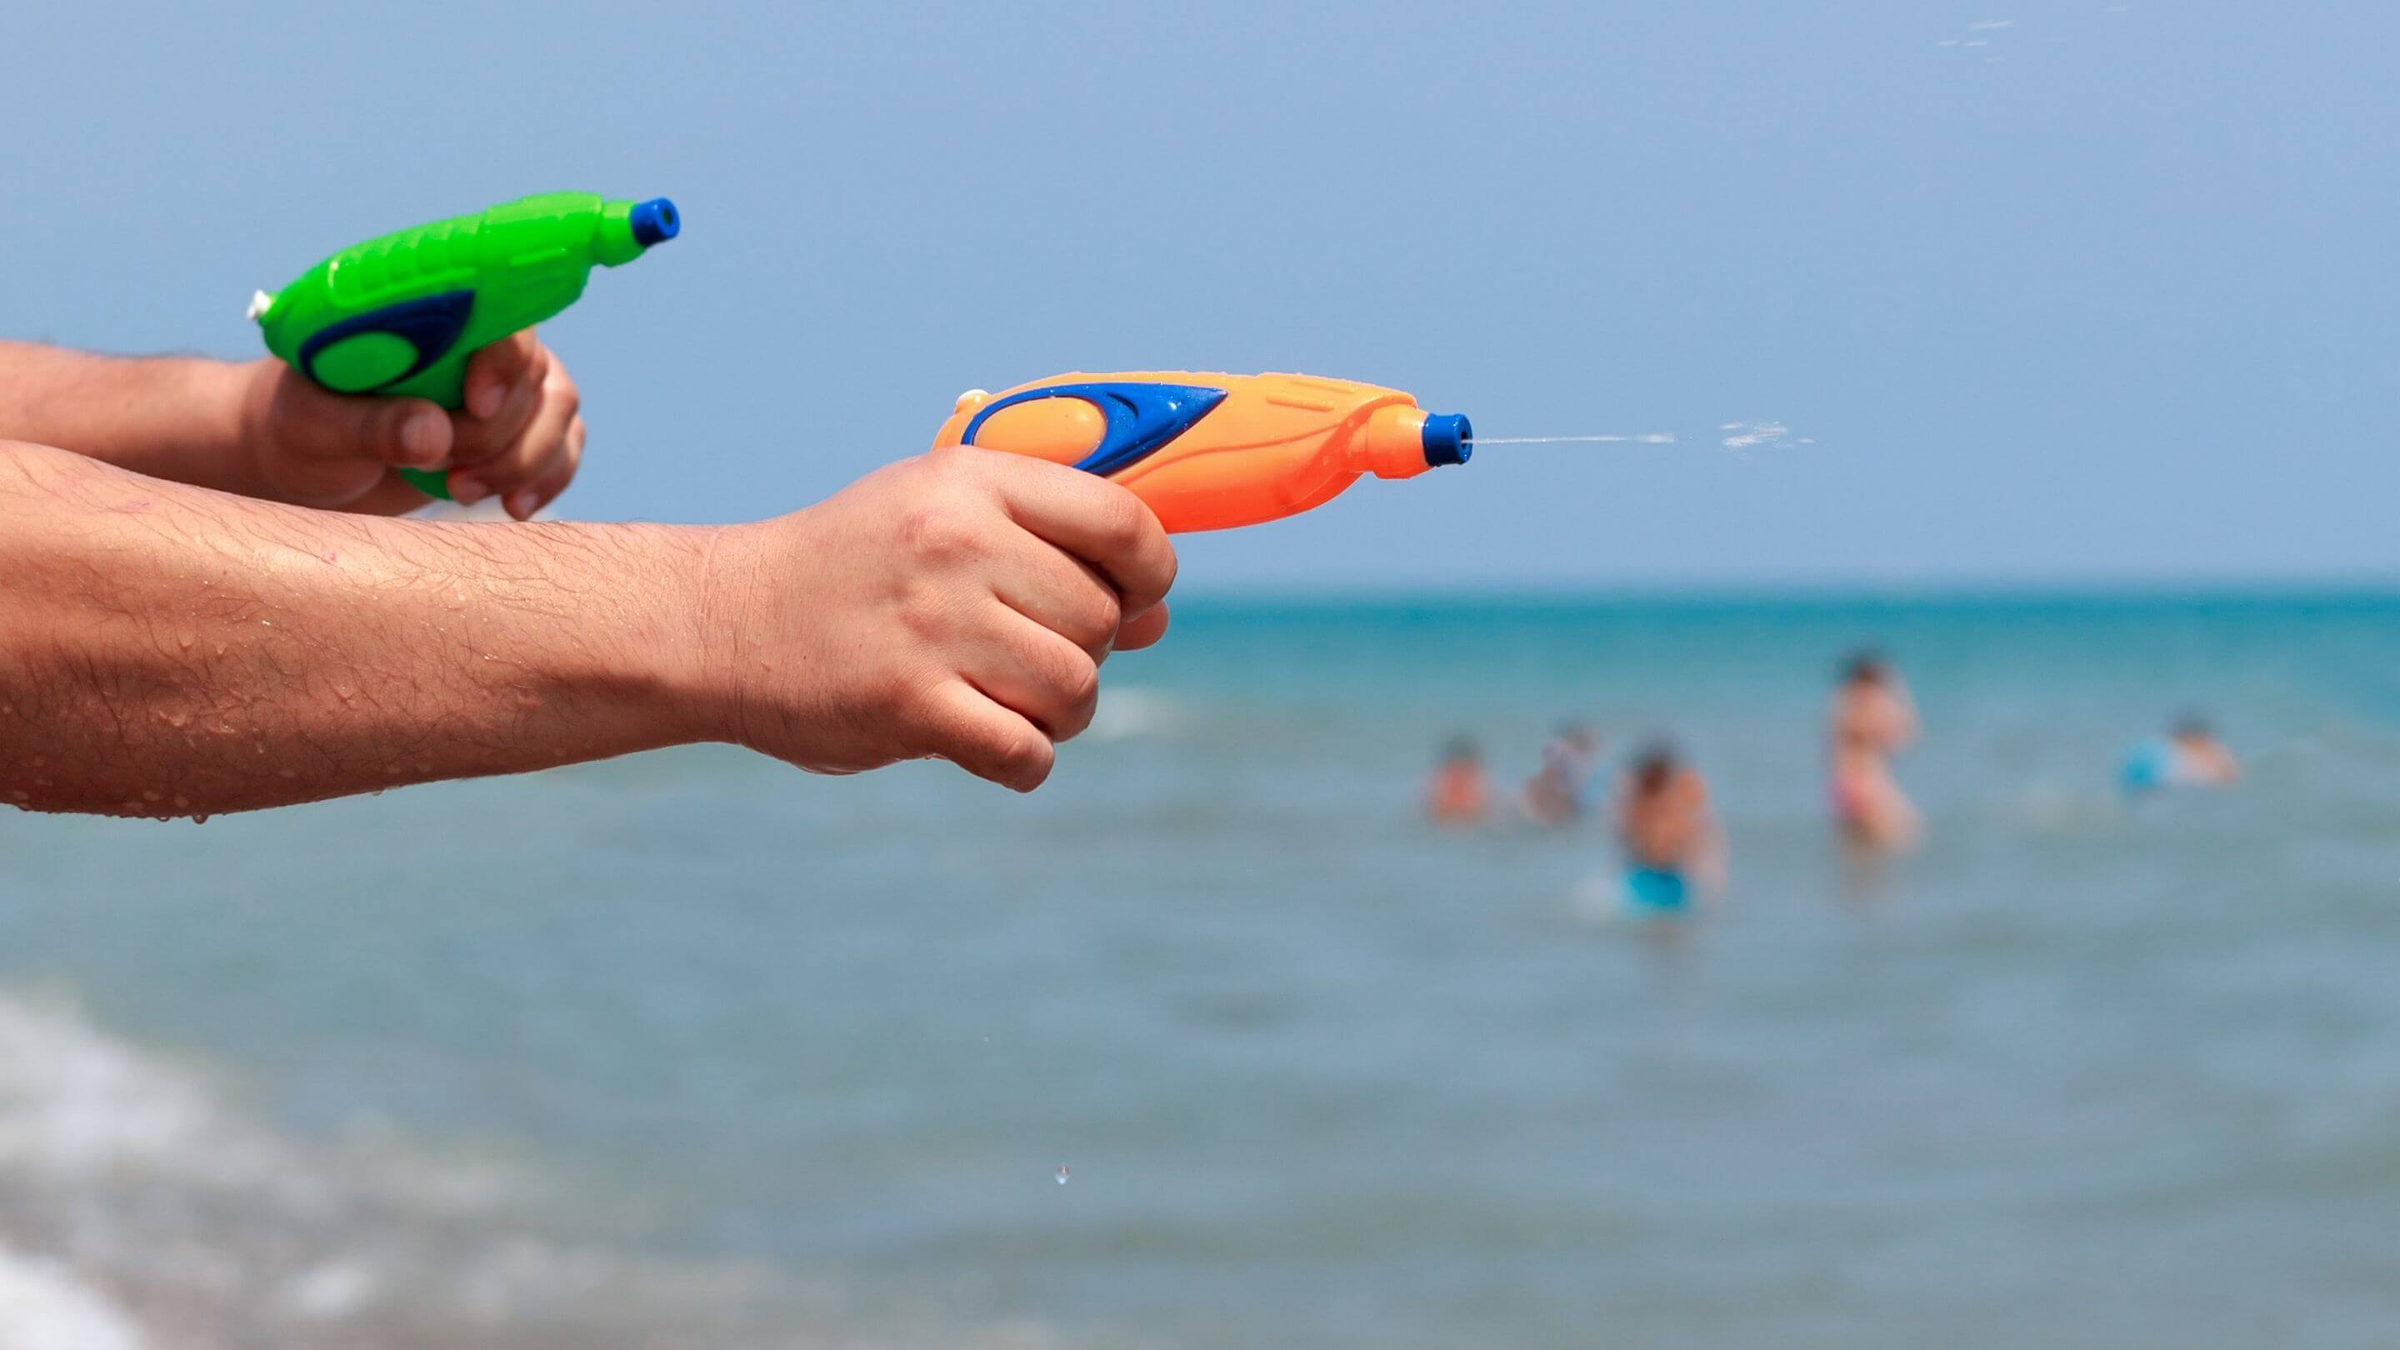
xmin=0 ymin=341 xmax=271 ymax=488
xmin=0 ymin=440 xmax=717 ymax=816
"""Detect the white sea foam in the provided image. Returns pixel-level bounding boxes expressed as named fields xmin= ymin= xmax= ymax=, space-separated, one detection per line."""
xmin=0 ymin=989 xmax=531 ymax=1340
xmin=276 ymin=1259 xmax=380 ymax=1321
xmin=1085 ymin=687 xmax=1185 ymax=742
xmin=0 ymin=988 xmax=255 ymax=1184
xmin=0 ymin=992 xmax=194 ymax=1348
xmin=0 ymin=1246 xmax=146 ymax=1350
xmin=0 ymin=986 xmax=1082 ymax=1347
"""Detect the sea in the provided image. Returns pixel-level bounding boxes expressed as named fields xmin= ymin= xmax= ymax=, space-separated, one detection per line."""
xmin=4 ymin=592 xmax=2400 ymax=1349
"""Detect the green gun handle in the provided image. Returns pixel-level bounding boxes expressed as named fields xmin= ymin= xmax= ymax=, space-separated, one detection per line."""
xmin=398 ymin=466 xmax=450 ymax=497
xmin=382 ymin=356 xmax=473 ymax=498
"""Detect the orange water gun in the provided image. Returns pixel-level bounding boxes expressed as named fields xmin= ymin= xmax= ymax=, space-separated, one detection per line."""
xmin=931 ymin=372 xmax=1473 ymax=532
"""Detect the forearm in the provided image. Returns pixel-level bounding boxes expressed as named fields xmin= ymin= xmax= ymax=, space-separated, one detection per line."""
xmin=0 ymin=341 xmax=282 ymax=491
xmin=0 ymin=440 xmax=718 ymax=816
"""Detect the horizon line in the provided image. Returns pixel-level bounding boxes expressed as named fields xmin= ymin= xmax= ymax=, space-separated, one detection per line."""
xmin=1167 ymin=575 xmax=2400 ymax=605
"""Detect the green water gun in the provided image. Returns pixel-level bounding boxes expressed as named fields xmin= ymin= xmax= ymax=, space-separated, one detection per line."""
xmin=250 ymin=191 xmax=680 ymax=498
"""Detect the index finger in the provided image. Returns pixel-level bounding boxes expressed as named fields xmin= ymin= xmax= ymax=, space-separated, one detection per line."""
xmin=462 ymin=330 xmax=543 ymax=420
xmin=980 ymin=453 xmax=1178 ymax=613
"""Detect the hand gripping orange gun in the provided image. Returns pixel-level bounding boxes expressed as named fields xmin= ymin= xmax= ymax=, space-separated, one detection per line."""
xmin=932 ymin=372 xmax=1472 ymax=533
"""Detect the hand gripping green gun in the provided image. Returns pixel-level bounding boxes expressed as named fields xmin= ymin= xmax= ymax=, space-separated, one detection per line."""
xmin=250 ymin=191 xmax=679 ymax=498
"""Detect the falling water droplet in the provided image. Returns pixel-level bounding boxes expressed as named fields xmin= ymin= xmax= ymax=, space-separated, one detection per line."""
xmin=1055 ymin=1165 xmax=1071 ymax=1186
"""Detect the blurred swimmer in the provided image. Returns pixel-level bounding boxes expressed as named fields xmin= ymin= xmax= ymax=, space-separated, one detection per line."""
xmin=1828 ymin=651 xmax=1920 ymax=851
xmin=1425 ymin=737 xmax=1493 ymax=825
xmin=1614 ymin=743 xmax=1725 ymax=917
xmin=2121 ymin=714 xmax=2240 ymax=793
xmin=1522 ymin=722 xmax=1603 ymax=827
xmin=2170 ymin=717 xmax=2241 ymax=784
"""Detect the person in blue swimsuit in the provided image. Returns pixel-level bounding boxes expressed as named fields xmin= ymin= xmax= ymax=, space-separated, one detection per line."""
xmin=1614 ymin=743 xmax=1724 ymax=918
xmin=2121 ymin=714 xmax=2241 ymax=795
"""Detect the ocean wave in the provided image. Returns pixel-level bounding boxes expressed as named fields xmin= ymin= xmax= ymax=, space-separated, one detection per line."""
xmin=0 ymin=1243 xmax=145 ymax=1350
xmin=1083 ymin=687 xmax=1186 ymax=743
xmin=0 ymin=987 xmax=1084 ymax=1350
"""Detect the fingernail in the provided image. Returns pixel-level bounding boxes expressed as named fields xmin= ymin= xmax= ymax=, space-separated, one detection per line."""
xmin=400 ymin=411 xmax=446 ymax=465
xmin=449 ymin=476 xmax=491 ymax=505
xmin=469 ymin=382 xmax=505 ymax=420
xmin=504 ymin=488 xmax=542 ymax=519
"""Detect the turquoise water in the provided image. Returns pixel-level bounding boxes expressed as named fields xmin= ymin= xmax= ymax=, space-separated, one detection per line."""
xmin=5 ymin=592 xmax=2400 ymax=1347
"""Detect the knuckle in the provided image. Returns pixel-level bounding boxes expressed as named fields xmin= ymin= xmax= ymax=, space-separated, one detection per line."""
xmin=896 ymin=581 xmax=953 ymax=643
xmin=897 ymin=503 xmax=983 ymax=566
xmin=1057 ymin=657 xmax=1101 ymax=717
xmin=1067 ymin=591 xmax=1121 ymax=648
xmin=924 ymin=443 xmax=982 ymax=476
xmin=1095 ymin=492 xmax=1151 ymax=552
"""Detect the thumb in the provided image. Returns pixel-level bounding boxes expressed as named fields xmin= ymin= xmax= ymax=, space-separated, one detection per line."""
xmin=265 ymin=375 xmax=454 ymax=470
xmin=350 ymin=395 xmax=453 ymax=470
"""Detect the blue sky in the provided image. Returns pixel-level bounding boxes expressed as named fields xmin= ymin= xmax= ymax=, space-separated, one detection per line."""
xmin=3 ymin=1 xmax=2393 ymax=588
